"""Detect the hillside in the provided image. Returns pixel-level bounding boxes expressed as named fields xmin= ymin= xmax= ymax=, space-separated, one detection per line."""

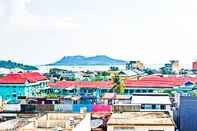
xmin=0 ymin=60 xmax=38 ymax=70
xmin=49 ymin=55 xmax=127 ymax=66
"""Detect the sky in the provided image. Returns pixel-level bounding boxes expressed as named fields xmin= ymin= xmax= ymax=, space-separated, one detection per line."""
xmin=0 ymin=0 xmax=197 ymax=66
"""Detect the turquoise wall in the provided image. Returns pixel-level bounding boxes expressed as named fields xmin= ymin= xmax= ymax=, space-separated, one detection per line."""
xmin=0 ymin=85 xmax=25 ymax=103
xmin=48 ymin=87 xmax=169 ymax=96
xmin=0 ymin=81 xmax=48 ymax=103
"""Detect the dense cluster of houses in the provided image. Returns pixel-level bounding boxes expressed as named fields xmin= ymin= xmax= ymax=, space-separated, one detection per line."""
xmin=0 ymin=71 xmax=197 ymax=130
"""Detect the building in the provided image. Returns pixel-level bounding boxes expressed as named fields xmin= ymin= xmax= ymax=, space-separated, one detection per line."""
xmin=0 ymin=72 xmax=48 ymax=103
xmin=0 ymin=118 xmax=29 ymax=130
xmin=48 ymin=81 xmax=112 ymax=98
xmin=126 ymin=61 xmax=144 ymax=70
xmin=49 ymin=68 xmax=83 ymax=81
xmin=124 ymin=79 xmax=174 ymax=94
xmin=1 ymin=113 xmax=91 ymax=131
xmin=118 ymin=70 xmax=144 ymax=80
xmin=112 ymin=104 xmax=141 ymax=112
xmin=100 ymin=93 xmax=132 ymax=105
xmin=192 ymin=61 xmax=197 ymax=70
xmin=131 ymin=94 xmax=172 ymax=113
xmin=174 ymin=96 xmax=197 ymax=131
xmin=119 ymin=70 xmax=138 ymax=80
xmin=161 ymin=60 xmax=180 ymax=74
xmin=107 ymin=112 xmax=175 ymax=131
xmin=170 ymin=60 xmax=180 ymax=74
xmin=114 ymin=95 xmax=132 ymax=104
xmin=101 ymin=93 xmax=116 ymax=105
xmin=48 ymin=75 xmax=197 ymax=97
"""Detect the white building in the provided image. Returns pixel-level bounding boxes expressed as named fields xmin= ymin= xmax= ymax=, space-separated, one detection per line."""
xmin=131 ymin=94 xmax=172 ymax=113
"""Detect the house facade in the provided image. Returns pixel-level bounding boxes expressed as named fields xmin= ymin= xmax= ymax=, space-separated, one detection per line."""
xmin=0 ymin=72 xmax=48 ymax=103
xmin=48 ymin=76 xmax=197 ymax=98
xmin=131 ymin=94 xmax=172 ymax=112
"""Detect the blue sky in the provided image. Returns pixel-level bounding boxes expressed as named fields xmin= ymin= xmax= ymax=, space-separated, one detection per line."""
xmin=0 ymin=0 xmax=197 ymax=66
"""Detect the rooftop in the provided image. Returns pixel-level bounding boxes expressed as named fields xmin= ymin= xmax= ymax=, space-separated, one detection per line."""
xmin=107 ymin=112 xmax=174 ymax=126
xmin=19 ymin=113 xmax=90 ymax=130
xmin=0 ymin=72 xmax=48 ymax=84
xmin=119 ymin=70 xmax=138 ymax=77
xmin=48 ymin=75 xmax=197 ymax=89
xmin=48 ymin=81 xmax=112 ymax=89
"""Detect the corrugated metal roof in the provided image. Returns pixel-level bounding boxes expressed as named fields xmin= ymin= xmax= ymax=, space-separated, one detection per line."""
xmin=48 ymin=76 xmax=197 ymax=89
xmin=0 ymin=72 xmax=48 ymax=84
xmin=48 ymin=81 xmax=112 ymax=88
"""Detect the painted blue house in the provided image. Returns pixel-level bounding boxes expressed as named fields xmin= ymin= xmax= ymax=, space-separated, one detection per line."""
xmin=0 ymin=72 xmax=48 ymax=103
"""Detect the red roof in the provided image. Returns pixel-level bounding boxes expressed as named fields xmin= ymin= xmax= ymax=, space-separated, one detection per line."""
xmin=124 ymin=80 xmax=175 ymax=88
xmin=48 ymin=81 xmax=112 ymax=89
xmin=141 ymin=76 xmax=197 ymax=86
xmin=0 ymin=72 xmax=48 ymax=84
xmin=48 ymin=76 xmax=197 ymax=89
xmin=124 ymin=75 xmax=197 ymax=88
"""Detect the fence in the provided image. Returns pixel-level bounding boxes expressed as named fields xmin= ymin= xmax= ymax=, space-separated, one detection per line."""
xmin=3 ymin=104 xmax=112 ymax=113
xmin=112 ymin=104 xmax=141 ymax=112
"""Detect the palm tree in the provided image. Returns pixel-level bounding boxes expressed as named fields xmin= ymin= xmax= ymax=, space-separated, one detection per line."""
xmin=111 ymin=74 xmax=125 ymax=94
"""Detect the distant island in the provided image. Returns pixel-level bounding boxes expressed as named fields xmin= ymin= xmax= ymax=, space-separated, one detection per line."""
xmin=0 ymin=60 xmax=38 ymax=70
xmin=48 ymin=55 xmax=127 ymax=66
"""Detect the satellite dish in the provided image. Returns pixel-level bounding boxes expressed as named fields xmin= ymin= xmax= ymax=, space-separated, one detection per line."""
xmin=91 ymin=119 xmax=103 ymax=129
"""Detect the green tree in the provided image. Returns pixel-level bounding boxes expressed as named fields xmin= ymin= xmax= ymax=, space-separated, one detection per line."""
xmin=111 ymin=75 xmax=125 ymax=94
xmin=193 ymin=92 xmax=197 ymax=96
xmin=143 ymin=68 xmax=157 ymax=75
xmin=110 ymin=66 xmax=119 ymax=71
xmin=163 ymin=89 xmax=175 ymax=97
xmin=46 ymin=93 xmax=57 ymax=99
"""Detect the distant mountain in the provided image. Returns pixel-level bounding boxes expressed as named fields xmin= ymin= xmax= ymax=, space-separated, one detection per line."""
xmin=49 ymin=55 xmax=127 ymax=66
xmin=0 ymin=60 xmax=38 ymax=70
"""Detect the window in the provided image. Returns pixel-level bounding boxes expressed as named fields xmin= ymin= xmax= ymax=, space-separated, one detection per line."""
xmin=145 ymin=105 xmax=152 ymax=109
xmin=136 ymin=89 xmax=141 ymax=93
xmin=125 ymin=89 xmax=129 ymax=93
xmin=160 ymin=105 xmax=166 ymax=110
xmin=83 ymin=89 xmax=87 ymax=93
xmin=130 ymin=90 xmax=134 ymax=94
xmin=152 ymin=105 xmax=156 ymax=109
xmin=73 ymin=100 xmax=77 ymax=104
xmin=141 ymin=104 xmax=145 ymax=109
xmin=148 ymin=90 xmax=153 ymax=93
xmin=69 ymin=90 xmax=74 ymax=93
xmin=142 ymin=89 xmax=146 ymax=93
